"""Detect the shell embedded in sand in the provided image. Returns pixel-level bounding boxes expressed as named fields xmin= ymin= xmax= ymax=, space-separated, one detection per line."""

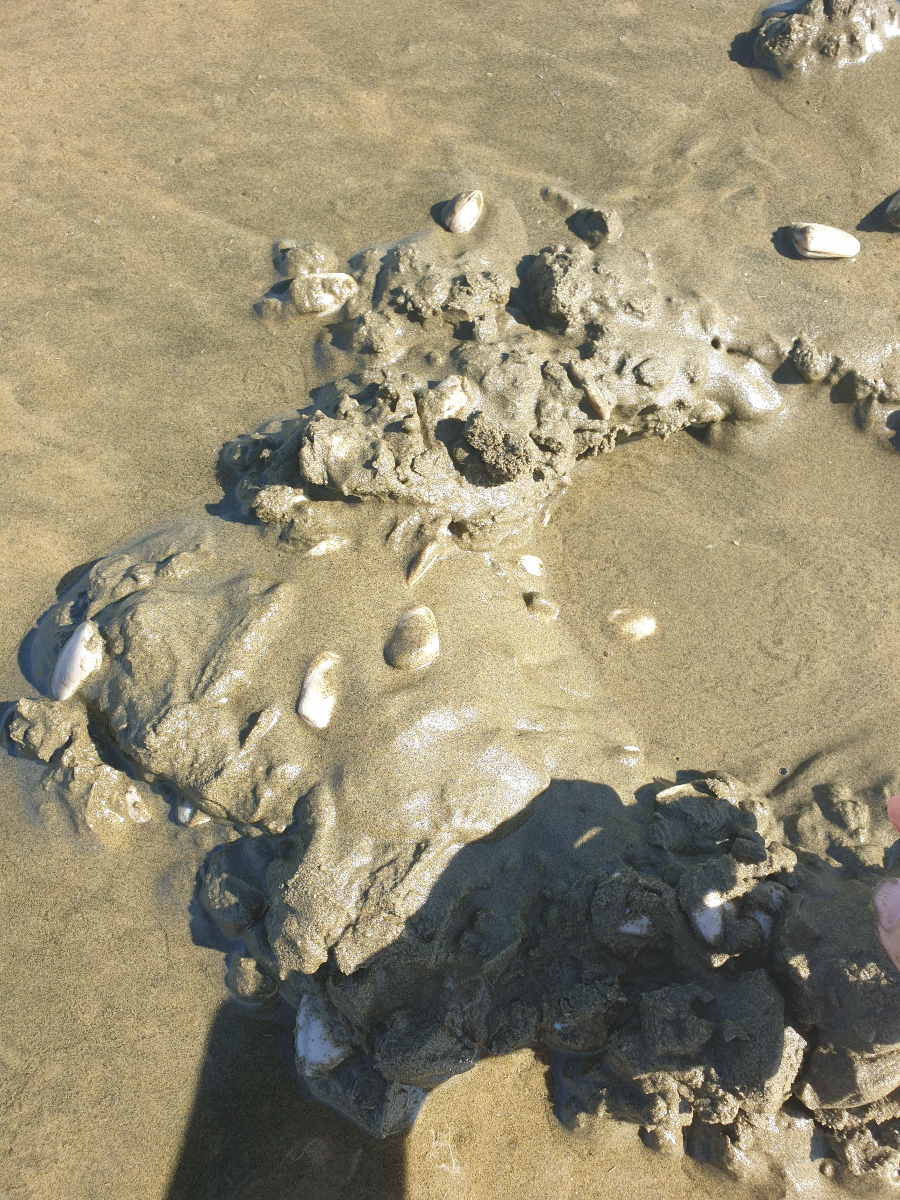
xmin=692 ymin=891 xmax=734 ymax=945
xmin=384 ymin=606 xmax=440 ymax=671
xmin=287 ymin=271 xmax=358 ymax=314
xmin=519 ymin=555 xmax=543 ymax=577
xmin=430 ymin=375 xmax=475 ymax=420
xmin=295 ymin=995 xmax=352 ymax=1078
xmin=607 ymin=608 xmax=657 ymax=641
xmin=791 ymin=223 xmax=860 ymax=259
xmin=407 ymin=539 xmax=443 ymax=586
xmin=305 ymin=536 xmax=349 ymax=557
xmin=441 ymin=190 xmax=483 ymax=234
xmin=51 ymin=621 xmax=104 ymax=701
xmin=298 ymin=652 xmax=340 ymax=729
xmin=176 ymin=799 xmax=210 ymax=826
xmin=887 ymin=191 xmax=900 ymax=229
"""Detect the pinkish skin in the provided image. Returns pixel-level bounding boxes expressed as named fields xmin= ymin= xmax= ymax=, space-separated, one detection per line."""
xmin=876 ymin=796 xmax=900 ymax=971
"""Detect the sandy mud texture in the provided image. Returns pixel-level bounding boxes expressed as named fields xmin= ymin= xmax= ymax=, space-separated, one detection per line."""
xmin=754 ymin=0 xmax=900 ymax=74
xmin=8 ymin=196 xmax=900 ymax=1188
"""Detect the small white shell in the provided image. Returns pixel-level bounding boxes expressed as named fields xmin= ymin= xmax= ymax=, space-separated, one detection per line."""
xmin=887 ymin=191 xmax=900 ymax=229
xmin=51 ymin=621 xmax=104 ymax=701
xmin=442 ymin=190 xmax=484 ymax=235
xmin=520 ymin=555 xmax=543 ymax=577
xmin=125 ymin=787 xmax=151 ymax=824
xmin=384 ymin=606 xmax=440 ymax=671
xmin=791 ymin=223 xmax=860 ymax=259
xmin=296 ymin=995 xmax=352 ymax=1078
xmin=607 ymin=608 xmax=656 ymax=641
xmin=298 ymin=652 xmax=340 ymax=729
xmin=692 ymin=893 xmax=735 ymax=945
xmin=407 ymin=539 xmax=443 ymax=586
xmin=305 ymin=536 xmax=349 ymax=557
xmin=430 ymin=375 xmax=475 ymax=421
xmin=287 ymin=271 xmax=358 ymax=314
xmin=618 ymin=916 xmax=651 ymax=936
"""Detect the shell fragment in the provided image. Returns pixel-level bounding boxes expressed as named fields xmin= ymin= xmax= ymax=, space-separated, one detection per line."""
xmin=287 ymin=272 xmax=358 ymax=314
xmin=407 ymin=539 xmax=443 ymax=587
xmin=298 ymin=652 xmax=340 ymax=729
xmin=51 ymin=621 xmax=104 ymax=701
xmin=384 ymin=606 xmax=440 ymax=671
xmin=791 ymin=223 xmax=860 ymax=259
xmin=607 ymin=608 xmax=657 ymax=641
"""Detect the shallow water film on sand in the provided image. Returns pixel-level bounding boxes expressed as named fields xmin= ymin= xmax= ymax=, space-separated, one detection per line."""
xmin=5 ymin=0 xmax=900 ymax=1197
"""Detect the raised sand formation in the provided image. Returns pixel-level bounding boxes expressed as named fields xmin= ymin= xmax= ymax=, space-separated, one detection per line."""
xmin=8 ymin=194 xmax=900 ymax=1182
xmin=754 ymin=0 xmax=900 ymax=74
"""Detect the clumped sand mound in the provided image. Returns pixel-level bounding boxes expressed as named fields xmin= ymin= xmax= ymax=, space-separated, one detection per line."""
xmin=9 ymin=197 xmax=900 ymax=1184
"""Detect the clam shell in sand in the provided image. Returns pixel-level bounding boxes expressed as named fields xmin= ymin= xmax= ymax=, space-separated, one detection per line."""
xmin=791 ymin=223 xmax=860 ymax=259
xmin=51 ymin=621 xmax=104 ymax=701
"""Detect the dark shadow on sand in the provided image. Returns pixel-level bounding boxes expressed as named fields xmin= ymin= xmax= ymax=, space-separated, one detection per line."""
xmin=728 ymin=29 xmax=766 ymax=70
xmin=166 ymin=1001 xmax=406 ymax=1200
xmin=771 ymin=225 xmax=802 ymax=260
xmin=856 ymin=196 xmax=899 ymax=234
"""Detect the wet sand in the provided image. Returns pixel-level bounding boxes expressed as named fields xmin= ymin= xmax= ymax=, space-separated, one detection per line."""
xmin=3 ymin=0 xmax=900 ymax=1195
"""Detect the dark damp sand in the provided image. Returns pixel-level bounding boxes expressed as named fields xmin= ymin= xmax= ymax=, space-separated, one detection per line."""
xmin=2 ymin=0 xmax=899 ymax=1195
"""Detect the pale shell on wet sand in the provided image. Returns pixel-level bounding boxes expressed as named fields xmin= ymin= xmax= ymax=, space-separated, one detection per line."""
xmin=176 ymin=799 xmax=210 ymax=827
xmin=298 ymin=652 xmax=340 ymax=729
xmin=305 ymin=536 xmax=349 ymax=557
xmin=430 ymin=375 xmax=476 ymax=420
xmin=407 ymin=539 xmax=443 ymax=586
xmin=519 ymin=555 xmax=543 ymax=577
xmin=384 ymin=606 xmax=440 ymax=671
xmin=442 ymin=190 xmax=483 ymax=234
xmin=51 ymin=620 xmax=104 ymax=701
xmin=607 ymin=608 xmax=656 ymax=641
xmin=791 ymin=223 xmax=860 ymax=259
xmin=287 ymin=271 xmax=358 ymax=314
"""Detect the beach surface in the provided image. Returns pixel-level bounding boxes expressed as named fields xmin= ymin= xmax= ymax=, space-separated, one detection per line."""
xmin=2 ymin=0 xmax=900 ymax=1195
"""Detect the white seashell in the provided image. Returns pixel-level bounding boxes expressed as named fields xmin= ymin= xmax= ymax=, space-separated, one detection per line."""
xmin=442 ymin=190 xmax=484 ymax=235
xmin=618 ymin=916 xmax=651 ymax=936
xmin=791 ymin=223 xmax=860 ymax=259
xmin=430 ymin=375 xmax=475 ymax=420
xmin=384 ymin=606 xmax=440 ymax=671
xmin=305 ymin=536 xmax=349 ymax=557
xmin=407 ymin=539 xmax=444 ymax=586
xmin=519 ymin=555 xmax=543 ymax=577
xmin=692 ymin=892 xmax=735 ymax=945
xmin=748 ymin=908 xmax=773 ymax=938
xmin=51 ymin=621 xmax=104 ymax=701
xmin=287 ymin=271 xmax=358 ymax=314
xmin=887 ymin=190 xmax=900 ymax=229
xmin=298 ymin=652 xmax=339 ymax=729
xmin=125 ymin=787 xmax=151 ymax=824
xmin=607 ymin=608 xmax=656 ymax=641
xmin=176 ymin=800 xmax=195 ymax=825
xmin=295 ymin=995 xmax=352 ymax=1078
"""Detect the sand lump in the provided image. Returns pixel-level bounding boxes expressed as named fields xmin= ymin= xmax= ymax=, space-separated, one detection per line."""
xmin=754 ymin=0 xmax=900 ymax=74
xmin=8 ymin=195 xmax=900 ymax=1183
